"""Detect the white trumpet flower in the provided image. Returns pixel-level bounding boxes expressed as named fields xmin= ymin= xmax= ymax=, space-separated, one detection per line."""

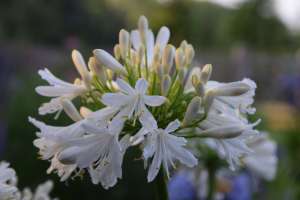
xmin=143 ymin=120 xmax=198 ymax=182
xmin=102 ymin=78 xmax=166 ymax=130
xmin=0 ymin=162 xmax=18 ymax=200
xmin=35 ymin=69 xmax=87 ymax=119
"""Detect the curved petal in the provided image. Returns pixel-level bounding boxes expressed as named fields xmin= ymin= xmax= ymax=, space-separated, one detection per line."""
xmin=80 ymin=122 xmax=112 ymax=135
xmin=155 ymin=26 xmax=170 ymax=53
xmin=116 ymin=78 xmax=137 ymax=95
xmin=131 ymin=29 xmax=141 ymax=50
xmin=139 ymin=103 xmax=157 ymax=130
xmin=101 ymin=93 xmax=134 ymax=107
xmin=143 ymin=95 xmax=166 ymax=106
xmin=164 ymin=119 xmax=180 ymax=133
xmin=135 ymin=78 xmax=148 ymax=94
xmin=146 ymin=29 xmax=155 ymax=67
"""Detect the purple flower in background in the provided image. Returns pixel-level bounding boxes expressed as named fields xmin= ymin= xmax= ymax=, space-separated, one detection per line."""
xmin=224 ymin=172 xmax=252 ymax=200
xmin=168 ymin=172 xmax=196 ymax=200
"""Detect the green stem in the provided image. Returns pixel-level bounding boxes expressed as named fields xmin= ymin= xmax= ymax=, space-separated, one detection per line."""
xmin=154 ymin=165 xmax=169 ymax=200
xmin=208 ymin=164 xmax=216 ymax=200
xmin=138 ymin=63 xmax=142 ymax=78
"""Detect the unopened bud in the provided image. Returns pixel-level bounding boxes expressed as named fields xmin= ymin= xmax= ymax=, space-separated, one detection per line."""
xmin=114 ymin=44 xmax=121 ymax=60
xmin=175 ymin=48 xmax=183 ymax=70
xmin=156 ymin=82 xmax=162 ymax=93
xmin=126 ymin=58 xmax=133 ymax=70
xmin=107 ymin=69 xmax=115 ymax=80
xmin=164 ymin=99 xmax=170 ymax=108
xmin=154 ymin=44 xmax=161 ymax=53
xmin=130 ymin=51 xmax=137 ymax=68
xmin=138 ymin=15 xmax=148 ymax=47
xmin=162 ymin=44 xmax=175 ymax=74
xmin=180 ymin=40 xmax=188 ymax=52
xmin=88 ymin=57 xmax=107 ymax=85
xmin=184 ymin=44 xmax=193 ymax=56
xmin=212 ymin=82 xmax=251 ymax=96
xmin=119 ymin=29 xmax=129 ymax=59
xmin=181 ymin=56 xmax=189 ymax=68
xmin=197 ymin=125 xmax=245 ymax=139
xmin=153 ymin=51 xmax=161 ymax=68
xmin=182 ymin=96 xmax=201 ymax=127
xmin=58 ymin=146 xmax=84 ymax=165
xmin=136 ymin=44 xmax=145 ymax=64
xmin=93 ymin=49 xmax=128 ymax=77
xmin=80 ymin=106 xmax=93 ymax=119
xmin=196 ymin=81 xmax=205 ymax=99
xmin=117 ymin=73 xmax=124 ymax=80
xmin=74 ymin=78 xmax=82 ymax=85
xmin=178 ymin=67 xmax=187 ymax=84
xmin=199 ymin=64 xmax=212 ymax=85
xmin=186 ymin=48 xmax=195 ymax=64
xmin=128 ymin=36 xmax=132 ymax=55
xmin=161 ymin=74 xmax=171 ymax=96
xmin=204 ymin=91 xmax=214 ymax=117
xmin=192 ymin=74 xmax=199 ymax=88
xmin=155 ymin=63 xmax=164 ymax=81
xmin=61 ymin=98 xmax=82 ymax=122
xmin=81 ymin=72 xmax=92 ymax=92
xmin=72 ymin=50 xmax=88 ymax=75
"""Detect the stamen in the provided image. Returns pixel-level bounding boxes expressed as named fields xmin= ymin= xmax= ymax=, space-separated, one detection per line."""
xmin=37 ymin=152 xmax=40 ymax=154
xmin=44 ymin=145 xmax=47 ymax=148
xmin=238 ymin=104 xmax=241 ymax=109
xmin=167 ymin=178 xmax=172 ymax=182
xmin=138 ymin=110 xmax=145 ymax=117
xmin=37 ymin=156 xmax=43 ymax=159
xmin=131 ymin=124 xmax=135 ymax=127
xmin=97 ymin=169 xmax=100 ymax=171
xmin=104 ymin=161 xmax=109 ymax=164
xmin=156 ymin=166 xmax=161 ymax=170
xmin=121 ymin=116 xmax=129 ymax=119
xmin=241 ymin=113 xmax=245 ymax=118
xmin=174 ymin=163 xmax=178 ymax=173
xmin=92 ymin=163 xmax=95 ymax=168
xmin=246 ymin=104 xmax=251 ymax=109
xmin=40 ymin=103 xmax=45 ymax=107
xmin=134 ymin=158 xmax=141 ymax=161
xmin=238 ymin=156 xmax=245 ymax=168
xmin=41 ymin=149 xmax=45 ymax=151
xmin=133 ymin=116 xmax=137 ymax=119
xmin=71 ymin=169 xmax=85 ymax=181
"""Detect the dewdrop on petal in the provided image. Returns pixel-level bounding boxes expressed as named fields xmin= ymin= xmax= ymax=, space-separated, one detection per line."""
xmin=130 ymin=51 xmax=137 ymax=68
xmin=181 ymin=96 xmax=201 ymax=128
xmin=178 ymin=67 xmax=187 ymax=84
xmin=114 ymin=44 xmax=121 ymax=61
xmin=81 ymin=71 xmax=92 ymax=92
xmin=138 ymin=15 xmax=148 ymax=47
xmin=204 ymin=90 xmax=214 ymax=117
xmin=93 ymin=49 xmax=128 ymax=77
xmin=136 ymin=44 xmax=145 ymax=65
xmin=155 ymin=63 xmax=164 ymax=81
xmin=180 ymin=40 xmax=188 ymax=52
xmin=162 ymin=44 xmax=175 ymax=74
xmin=61 ymin=97 xmax=82 ymax=122
xmin=212 ymin=82 xmax=251 ymax=96
xmin=199 ymin=64 xmax=212 ymax=85
xmin=186 ymin=48 xmax=195 ymax=64
xmin=72 ymin=50 xmax=88 ymax=75
xmin=161 ymin=74 xmax=171 ymax=96
xmin=153 ymin=51 xmax=161 ymax=68
xmin=196 ymin=125 xmax=245 ymax=139
xmin=119 ymin=29 xmax=129 ymax=60
xmin=175 ymin=48 xmax=183 ymax=70
xmin=88 ymin=57 xmax=107 ymax=85
xmin=196 ymin=81 xmax=205 ymax=99
xmin=192 ymin=74 xmax=199 ymax=88
xmin=181 ymin=56 xmax=189 ymax=68
xmin=154 ymin=44 xmax=161 ymax=53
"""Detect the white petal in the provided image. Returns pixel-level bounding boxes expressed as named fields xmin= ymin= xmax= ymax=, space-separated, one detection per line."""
xmin=38 ymin=69 xmax=73 ymax=87
xmin=146 ymin=29 xmax=155 ymax=66
xmin=116 ymin=78 xmax=137 ymax=95
xmin=87 ymin=106 xmax=119 ymax=119
xmin=101 ymin=93 xmax=134 ymax=107
xmin=131 ymin=29 xmax=141 ymax=50
xmin=143 ymin=95 xmax=166 ymax=106
xmin=135 ymin=78 xmax=148 ymax=94
xmin=80 ymin=122 xmax=112 ymax=136
xmin=147 ymin=136 xmax=162 ymax=182
xmin=139 ymin=103 xmax=157 ymax=130
xmin=155 ymin=26 xmax=170 ymax=53
xmin=164 ymin=119 xmax=180 ymax=133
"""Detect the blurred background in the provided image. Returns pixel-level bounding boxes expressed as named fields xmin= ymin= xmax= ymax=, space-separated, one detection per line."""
xmin=1 ymin=0 xmax=300 ymax=199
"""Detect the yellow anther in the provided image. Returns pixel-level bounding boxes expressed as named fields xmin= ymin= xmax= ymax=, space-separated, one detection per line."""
xmin=168 ymin=178 xmax=172 ymax=182
xmin=92 ymin=163 xmax=95 ymax=168
xmin=121 ymin=116 xmax=129 ymax=119
xmin=238 ymin=156 xmax=245 ymax=168
xmin=169 ymin=173 xmax=171 ymax=175
xmin=53 ymin=171 xmax=57 ymax=174
xmin=134 ymin=158 xmax=141 ymax=161
xmin=55 ymin=168 xmax=58 ymax=170
xmin=40 ymin=103 xmax=45 ymax=107
xmin=41 ymin=149 xmax=45 ymax=151
xmin=104 ymin=164 xmax=106 ymax=166
xmin=44 ymin=145 xmax=47 ymax=148
xmin=104 ymin=161 xmax=109 ymax=164
xmin=37 ymin=152 xmax=40 ymax=154
xmin=241 ymin=113 xmax=245 ymax=118
xmin=37 ymin=157 xmax=43 ymax=160
xmin=156 ymin=166 xmax=161 ymax=170
xmin=142 ymin=110 xmax=144 ymax=112
xmin=133 ymin=116 xmax=137 ymax=119
xmin=97 ymin=169 xmax=100 ymax=171
xmin=131 ymin=124 xmax=135 ymax=127
xmin=246 ymin=104 xmax=251 ymax=109
xmin=238 ymin=104 xmax=241 ymax=109
xmin=174 ymin=163 xmax=178 ymax=173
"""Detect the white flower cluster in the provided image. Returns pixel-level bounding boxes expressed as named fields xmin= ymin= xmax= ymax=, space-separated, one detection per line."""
xmin=0 ymin=161 xmax=56 ymax=200
xmin=29 ymin=15 xmax=260 ymax=189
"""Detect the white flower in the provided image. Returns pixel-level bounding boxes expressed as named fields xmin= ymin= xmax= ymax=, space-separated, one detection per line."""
xmin=244 ymin=132 xmax=278 ymax=181
xmin=36 ymin=69 xmax=87 ymax=119
xmin=143 ymin=120 xmax=198 ymax=182
xmin=131 ymin=26 xmax=170 ymax=67
xmin=88 ymin=134 xmax=131 ymax=189
xmin=0 ymin=162 xmax=18 ymax=200
xmin=16 ymin=180 xmax=57 ymax=200
xmin=102 ymin=78 xmax=166 ymax=130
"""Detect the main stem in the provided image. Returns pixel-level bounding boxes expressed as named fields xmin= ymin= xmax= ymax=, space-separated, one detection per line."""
xmin=208 ymin=164 xmax=216 ymax=200
xmin=154 ymin=166 xmax=169 ymax=200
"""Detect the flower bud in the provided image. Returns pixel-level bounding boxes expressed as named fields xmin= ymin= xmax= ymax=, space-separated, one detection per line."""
xmin=154 ymin=44 xmax=161 ymax=53
xmin=81 ymin=71 xmax=92 ymax=92
xmin=58 ymin=146 xmax=85 ymax=165
xmin=88 ymin=57 xmax=107 ymax=85
xmin=156 ymin=81 xmax=162 ymax=93
xmin=164 ymin=99 xmax=170 ymax=108
xmin=114 ymin=44 xmax=121 ymax=60
xmin=192 ymin=74 xmax=199 ymax=88
xmin=80 ymin=106 xmax=93 ymax=119
xmin=155 ymin=63 xmax=164 ymax=81
xmin=138 ymin=15 xmax=148 ymax=47
xmin=128 ymin=36 xmax=132 ymax=55
xmin=182 ymin=96 xmax=201 ymax=127
xmin=130 ymin=51 xmax=137 ymax=68
xmin=178 ymin=67 xmax=187 ymax=84
xmin=196 ymin=81 xmax=205 ymax=99
xmin=175 ymin=48 xmax=183 ymax=70
xmin=204 ymin=90 xmax=214 ymax=117
xmin=180 ymin=40 xmax=188 ymax=52
xmin=61 ymin=97 xmax=82 ymax=122
xmin=161 ymin=74 xmax=171 ymax=96
xmin=153 ymin=51 xmax=161 ymax=68
xmin=93 ymin=49 xmax=128 ymax=77
xmin=184 ymin=44 xmax=193 ymax=56
xmin=181 ymin=56 xmax=189 ymax=68
xmin=126 ymin=58 xmax=133 ymax=70
xmin=119 ymin=29 xmax=129 ymax=59
xmin=74 ymin=78 xmax=82 ymax=85
xmin=107 ymin=69 xmax=115 ymax=80
xmin=186 ymin=48 xmax=195 ymax=64
xmin=212 ymin=82 xmax=251 ymax=96
xmin=162 ymin=44 xmax=175 ymax=74
xmin=72 ymin=50 xmax=88 ymax=75
xmin=117 ymin=73 xmax=124 ymax=80
xmin=199 ymin=64 xmax=212 ymax=85
xmin=197 ymin=125 xmax=245 ymax=139
xmin=136 ymin=44 xmax=145 ymax=64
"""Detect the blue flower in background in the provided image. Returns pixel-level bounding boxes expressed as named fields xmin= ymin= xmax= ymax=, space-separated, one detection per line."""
xmin=168 ymin=172 xmax=197 ymax=200
xmin=224 ymin=172 xmax=252 ymax=200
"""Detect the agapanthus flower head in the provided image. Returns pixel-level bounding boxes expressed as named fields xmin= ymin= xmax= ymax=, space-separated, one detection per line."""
xmin=29 ymin=15 xmax=262 ymax=191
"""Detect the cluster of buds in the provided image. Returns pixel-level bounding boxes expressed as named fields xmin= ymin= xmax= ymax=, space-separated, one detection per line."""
xmin=29 ymin=15 xmax=260 ymax=189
